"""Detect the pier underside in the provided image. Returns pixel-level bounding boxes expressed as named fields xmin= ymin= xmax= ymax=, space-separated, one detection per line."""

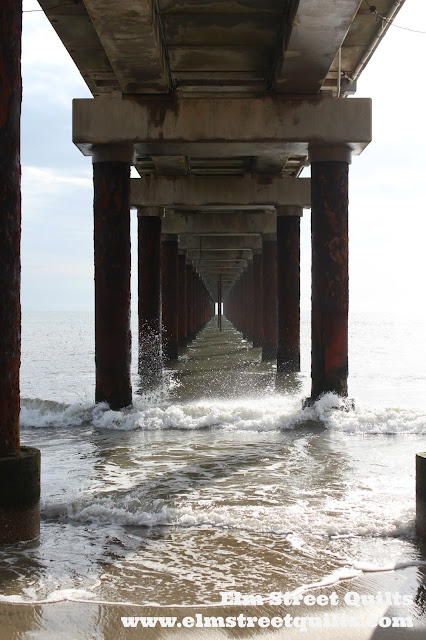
xmin=2 ymin=0 xmax=419 ymax=545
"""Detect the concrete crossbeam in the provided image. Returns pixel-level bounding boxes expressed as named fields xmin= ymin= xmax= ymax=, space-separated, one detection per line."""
xmin=189 ymin=259 xmax=248 ymax=267
xmin=131 ymin=175 xmax=310 ymax=209
xmin=185 ymin=249 xmax=253 ymax=261
xmin=179 ymin=236 xmax=262 ymax=251
xmin=83 ymin=0 xmax=169 ymax=94
xmin=162 ymin=212 xmax=276 ymax=235
xmin=275 ymin=0 xmax=360 ymax=94
xmin=73 ymin=97 xmax=372 ymax=156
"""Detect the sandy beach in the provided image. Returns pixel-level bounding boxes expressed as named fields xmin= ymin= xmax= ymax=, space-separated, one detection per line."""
xmin=1 ymin=567 xmax=426 ymax=639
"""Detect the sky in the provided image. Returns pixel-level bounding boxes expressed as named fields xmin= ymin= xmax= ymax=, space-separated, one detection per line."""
xmin=20 ymin=0 xmax=426 ymax=316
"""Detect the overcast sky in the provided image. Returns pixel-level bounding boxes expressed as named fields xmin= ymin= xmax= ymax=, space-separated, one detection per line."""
xmin=21 ymin=0 xmax=426 ymax=317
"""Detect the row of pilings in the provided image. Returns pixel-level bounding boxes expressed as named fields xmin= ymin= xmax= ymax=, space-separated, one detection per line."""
xmin=224 ymin=216 xmax=301 ymax=373
xmin=98 ymin=213 xmax=215 ymax=409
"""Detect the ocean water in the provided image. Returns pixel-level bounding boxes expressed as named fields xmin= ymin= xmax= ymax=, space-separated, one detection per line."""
xmin=1 ymin=310 xmax=426 ymax=612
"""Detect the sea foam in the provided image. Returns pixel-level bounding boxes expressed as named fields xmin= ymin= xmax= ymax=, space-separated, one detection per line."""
xmin=20 ymin=393 xmax=426 ymax=435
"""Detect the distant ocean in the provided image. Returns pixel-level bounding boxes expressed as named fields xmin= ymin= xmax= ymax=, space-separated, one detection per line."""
xmin=1 ymin=310 xmax=426 ymax=609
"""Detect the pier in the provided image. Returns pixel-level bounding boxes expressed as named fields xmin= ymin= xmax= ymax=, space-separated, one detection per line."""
xmin=0 ymin=0 xmax=415 ymax=544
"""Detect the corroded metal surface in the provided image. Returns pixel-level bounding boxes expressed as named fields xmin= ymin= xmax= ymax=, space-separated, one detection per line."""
xmin=138 ymin=216 xmax=162 ymax=377
xmin=262 ymin=240 xmax=277 ymax=361
xmin=0 ymin=0 xmax=22 ymax=456
xmin=277 ymin=216 xmax=300 ymax=372
xmin=252 ymin=254 xmax=263 ymax=348
xmin=178 ymin=254 xmax=187 ymax=345
xmin=416 ymin=453 xmax=426 ymax=539
xmin=186 ymin=264 xmax=194 ymax=341
xmin=161 ymin=238 xmax=179 ymax=359
xmin=94 ymin=161 xmax=132 ymax=409
xmin=311 ymin=160 xmax=349 ymax=398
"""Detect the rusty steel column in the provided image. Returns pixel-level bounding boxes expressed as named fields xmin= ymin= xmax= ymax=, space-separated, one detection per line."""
xmin=248 ymin=261 xmax=256 ymax=343
xmin=0 ymin=0 xmax=40 ymax=545
xmin=138 ymin=209 xmax=162 ymax=381
xmin=277 ymin=207 xmax=302 ymax=372
xmin=253 ymin=251 xmax=263 ymax=348
xmin=93 ymin=144 xmax=133 ymax=409
xmin=178 ymin=252 xmax=187 ymax=347
xmin=262 ymin=235 xmax=277 ymax=361
xmin=218 ymin=274 xmax=222 ymax=331
xmin=309 ymin=145 xmax=351 ymax=400
xmin=416 ymin=453 xmax=426 ymax=539
xmin=0 ymin=0 xmax=21 ymax=457
xmin=186 ymin=263 xmax=194 ymax=341
xmin=161 ymin=234 xmax=179 ymax=360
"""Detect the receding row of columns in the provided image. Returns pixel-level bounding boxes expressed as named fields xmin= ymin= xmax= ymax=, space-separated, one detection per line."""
xmin=92 ymin=152 xmax=215 ymax=409
xmin=225 ymin=149 xmax=349 ymax=403
xmin=225 ymin=213 xmax=301 ymax=373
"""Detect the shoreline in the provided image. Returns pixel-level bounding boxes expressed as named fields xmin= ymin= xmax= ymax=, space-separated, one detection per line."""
xmin=1 ymin=567 xmax=425 ymax=639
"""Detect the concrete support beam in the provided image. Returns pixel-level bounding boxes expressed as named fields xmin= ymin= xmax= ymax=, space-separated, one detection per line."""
xmin=83 ymin=0 xmax=169 ymax=93
xmin=161 ymin=235 xmax=179 ymax=360
xmin=73 ymin=97 xmax=372 ymax=157
xmin=0 ymin=0 xmax=40 ymax=545
xmin=93 ymin=148 xmax=132 ymax=409
xmin=163 ymin=212 xmax=276 ymax=236
xmin=309 ymin=146 xmax=350 ymax=400
xmin=274 ymin=0 xmax=360 ymax=94
xmin=138 ymin=212 xmax=162 ymax=381
xmin=131 ymin=176 xmax=311 ymax=209
xmin=185 ymin=249 xmax=253 ymax=262
xmin=179 ymin=235 xmax=262 ymax=251
xmin=190 ymin=259 xmax=248 ymax=268
xmin=277 ymin=208 xmax=301 ymax=372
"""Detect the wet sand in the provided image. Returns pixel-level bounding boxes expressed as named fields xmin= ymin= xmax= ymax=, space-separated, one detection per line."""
xmin=1 ymin=569 xmax=425 ymax=639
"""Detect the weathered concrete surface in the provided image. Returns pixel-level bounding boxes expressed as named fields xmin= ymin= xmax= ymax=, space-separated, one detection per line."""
xmin=73 ymin=97 xmax=372 ymax=157
xmin=163 ymin=212 xmax=276 ymax=235
xmin=83 ymin=0 xmax=169 ymax=94
xmin=179 ymin=236 xmax=262 ymax=251
xmin=275 ymin=0 xmax=360 ymax=93
xmin=0 ymin=0 xmax=22 ymax=457
xmin=185 ymin=249 xmax=253 ymax=262
xmin=94 ymin=160 xmax=132 ymax=409
xmin=0 ymin=447 xmax=40 ymax=544
xmin=189 ymin=259 xmax=247 ymax=268
xmin=41 ymin=0 xmax=405 ymax=109
xmin=310 ymin=159 xmax=349 ymax=399
xmin=130 ymin=175 xmax=311 ymax=208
